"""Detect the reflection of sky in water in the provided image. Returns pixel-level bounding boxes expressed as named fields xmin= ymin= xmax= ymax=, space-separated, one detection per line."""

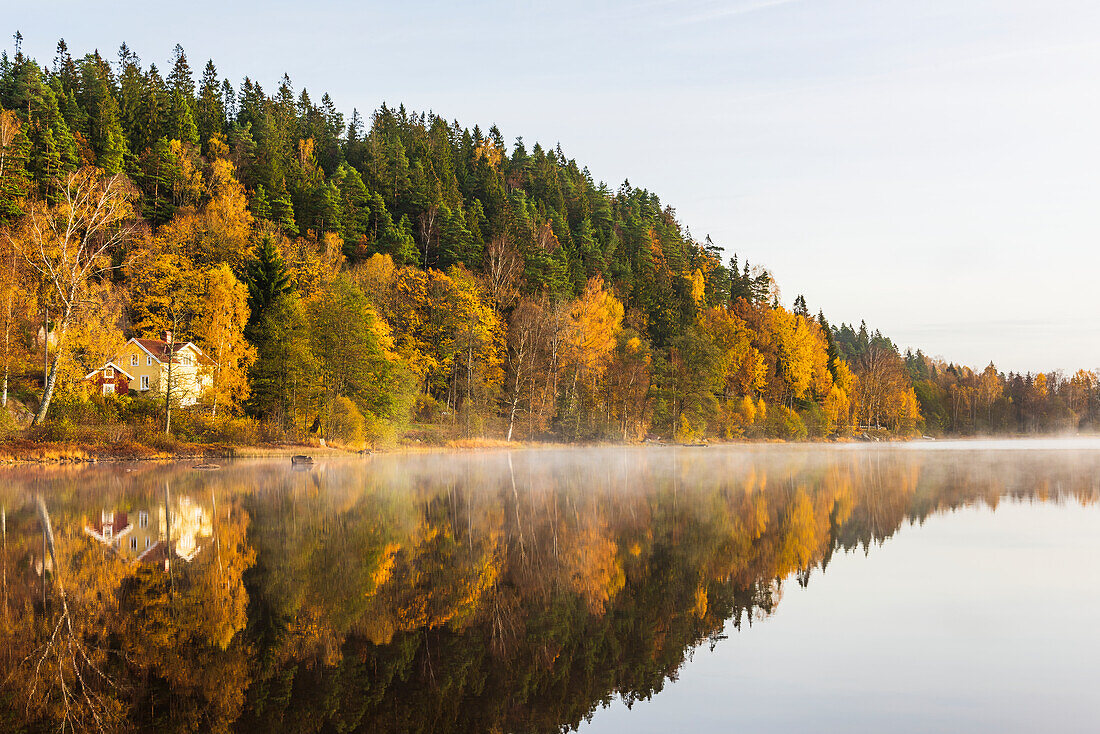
xmin=583 ymin=501 xmax=1100 ymax=734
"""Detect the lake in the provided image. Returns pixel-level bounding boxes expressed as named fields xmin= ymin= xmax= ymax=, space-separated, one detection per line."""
xmin=0 ymin=440 xmax=1097 ymax=732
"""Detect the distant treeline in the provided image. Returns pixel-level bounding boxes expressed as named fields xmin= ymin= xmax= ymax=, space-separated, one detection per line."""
xmin=0 ymin=35 xmax=1095 ymax=443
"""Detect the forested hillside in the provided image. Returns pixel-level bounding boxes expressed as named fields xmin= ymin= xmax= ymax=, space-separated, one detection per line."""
xmin=0 ymin=36 xmax=1095 ymax=445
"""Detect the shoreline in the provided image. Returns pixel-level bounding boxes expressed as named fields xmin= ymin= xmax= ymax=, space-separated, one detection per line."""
xmin=0 ymin=440 xmax=356 ymax=466
xmin=1 ymin=433 xmax=1094 ymax=466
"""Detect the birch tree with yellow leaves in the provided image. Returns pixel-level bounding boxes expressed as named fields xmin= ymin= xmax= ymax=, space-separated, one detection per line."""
xmin=10 ymin=168 xmax=135 ymax=424
xmin=560 ymin=276 xmax=623 ymax=438
xmin=195 ymin=264 xmax=256 ymax=416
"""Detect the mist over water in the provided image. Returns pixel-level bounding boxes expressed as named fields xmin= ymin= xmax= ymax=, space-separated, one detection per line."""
xmin=0 ymin=440 xmax=1098 ymax=732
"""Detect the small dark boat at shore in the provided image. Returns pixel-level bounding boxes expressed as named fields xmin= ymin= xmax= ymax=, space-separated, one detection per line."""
xmin=291 ymin=455 xmax=314 ymax=465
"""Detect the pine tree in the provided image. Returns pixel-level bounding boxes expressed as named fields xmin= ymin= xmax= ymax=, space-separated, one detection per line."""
xmin=133 ymin=64 xmax=170 ymax=154
xmin=168 ymin=89 xmax=199 ymax=145
xmin=116 ymin=43 xmax=145 ymax=148
xmin=195 ymin=60 xmax=225 ymax=147
xmin=250 ymin=184 xmax=272 ymax=221
xmin=247 ymin=290 xmax=314 ymax=427
xmin=7 ymin=62 xmax=79 ymax=194
xmin=138 ymin=136 xmax=182 ymax=225
xmin=221 ymin=79 xmax=236 ymax=121
xmin=167 ymin=44 xmax=194 ymax=99
xmin=51 ymin=37 xmax=79 ymax=98
xmin=166 ymin=45 xmax=198 ymax=145
xmin=334 ymin=163 xmax=370 ymax=257
xmin=439 ymin=204 xmax=475 ymax=268
xmin=269 ymin=177 xmax=298 ymax=236
xmin=246 ymin=234 xmax=292 ymax=332
xmin=76 ymin=52 xmax=129 ymax=173
xmin=385 ymin=213 xmax=419 ymax=265
xmin=817 ymin=310 xmax=841 ymax=382
xmin=0 ymin=108 xmax=31 ymax=224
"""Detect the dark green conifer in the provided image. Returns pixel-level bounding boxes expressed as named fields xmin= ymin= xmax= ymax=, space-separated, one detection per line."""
xmin=270 ymin=178 xmax=298 ymax=236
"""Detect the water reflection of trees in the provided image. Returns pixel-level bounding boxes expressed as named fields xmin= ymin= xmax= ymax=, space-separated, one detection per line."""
xmin=0 ymin=448 xmax=1097 ymax=732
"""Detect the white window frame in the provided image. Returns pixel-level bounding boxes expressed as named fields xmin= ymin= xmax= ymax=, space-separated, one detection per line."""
xmin=141 ymin=375 xmax=150 ymax=390
xmin=147 ymin=355 xmax=154 ymax=366
xmin=102 ymin=383 xmax=113 ymax=395
xmin=131 ymin=354 xmax=138 ymax=366
xmin=105 ymin=367 xmax=114 ymax=378
xmin=129 ymin=536 xmax=137 ymax=550
xmin=138 ymin=510 xmax=148 ymax=528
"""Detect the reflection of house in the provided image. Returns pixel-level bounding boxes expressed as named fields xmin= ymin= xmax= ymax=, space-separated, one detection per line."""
xmin=85 ymin=509 xmax=132 ymax=545
xmin=128 ymin=509 xmax=159 ymax=559
xmin=84 ymin=496 xmax=213 ymax=566
xmin=84 ymin=331 xmax=216 ymax=406
xmin=163 ymin=496 xmax=213 ymax=561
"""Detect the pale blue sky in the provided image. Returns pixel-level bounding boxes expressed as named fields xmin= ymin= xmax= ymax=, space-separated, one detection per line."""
xmin=8 ymin=0 xmax=1100 ymax=373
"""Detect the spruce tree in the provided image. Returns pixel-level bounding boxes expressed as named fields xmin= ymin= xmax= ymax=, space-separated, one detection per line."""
xmin=250 ymin=184 xmax=272 ymax=221
xmin=139 ymin=136 xmax=182 ymax=225
xmin=168 ymin=89 xmax=199 ymax=145
xmin=246 ymin=234 xmax=292 ymax=333
xmin=77 ymin=53 xmax=129 ymax=173
xmin=335 ymin=163 xmax=370 ymax=255
xmin=195 ymin=60 xmax=225 ymax=148
xmin=116 ymin=43 xmax=145 ymax=147
xmin=0 ymin=108 xmax=30 ymax=224
xmin=269 ymin=177 xmax=298 ymax=236
xmin=817 ymin=310 xmax=841 ymax=381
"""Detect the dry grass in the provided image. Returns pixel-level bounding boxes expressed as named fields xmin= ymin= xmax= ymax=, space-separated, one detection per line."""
xmin=0 ymin=435 xmax=234 ymax=464
xmin=0 ymin=429 xmax=356 ymax=465
xmin=231 ymin=443 xmax=352 ymax=458
xmin=0 ymin=439 xmax=92 ymax=463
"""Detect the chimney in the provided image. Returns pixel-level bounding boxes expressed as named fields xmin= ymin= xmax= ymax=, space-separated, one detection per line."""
xmin=163 ymin=330 xmax=173 ymax=344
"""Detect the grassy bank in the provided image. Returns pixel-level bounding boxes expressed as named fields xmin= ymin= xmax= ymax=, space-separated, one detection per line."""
xmin=0 ymin=392 xmax=914 ymax=465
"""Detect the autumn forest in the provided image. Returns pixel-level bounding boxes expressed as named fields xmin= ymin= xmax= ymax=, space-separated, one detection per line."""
xmin=0 ymin=36 xmax=1096 ymax=446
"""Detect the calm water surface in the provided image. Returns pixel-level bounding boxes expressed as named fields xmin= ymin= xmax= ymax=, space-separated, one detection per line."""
xmin=0 ymin=441 xmax=1097 ymax=732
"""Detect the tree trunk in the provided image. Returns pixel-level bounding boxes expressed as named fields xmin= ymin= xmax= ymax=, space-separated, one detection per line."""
xmin=2 ymin=505 xmax=7 ymax=623
xmin=0 ymin=248 xmax=14 ymax=409
xmin=507 ymin=393 xmax=520 ymax=442
xmin=164 ymin=483 xmax=173 ymax=585
xmin=165 ymin=330 xmax=175 ymax=434
xmin=32 ymin=313 xmax=70 ymax=425
xmin=211 ymin=332 xmax=226 ymax=418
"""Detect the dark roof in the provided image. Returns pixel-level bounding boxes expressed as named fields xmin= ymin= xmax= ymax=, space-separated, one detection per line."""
xmin=83 ymin=362 xmax=135 ymax=380
xmin=87 ymin=512 xmax=130 ymax=538
xmin=137 ymin=539 xmax=168 ymax=564
xmin=133 ymin=339 xmax=216 ymax=366
xmin=137 ymin=539 xmax=205 ymax=565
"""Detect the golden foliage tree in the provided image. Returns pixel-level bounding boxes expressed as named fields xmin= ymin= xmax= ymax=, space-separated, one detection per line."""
xmin=194 ymin=264 xmax=256 ymax=416
xmin=11 ymin=168 xmax=135 ymax=423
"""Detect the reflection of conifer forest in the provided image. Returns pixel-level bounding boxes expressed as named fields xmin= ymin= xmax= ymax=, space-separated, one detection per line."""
xmin=0 ymin=449 xmax=1096 ymax=732
xmin=0 ymin=38 xmax=1097 ymax=445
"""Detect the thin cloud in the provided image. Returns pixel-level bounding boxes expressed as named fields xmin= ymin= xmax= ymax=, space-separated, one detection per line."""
xmin=674 ymin=0 xmax=803 ymax=25
xmin=698 ymin=39 xmax=1100 ymax=107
